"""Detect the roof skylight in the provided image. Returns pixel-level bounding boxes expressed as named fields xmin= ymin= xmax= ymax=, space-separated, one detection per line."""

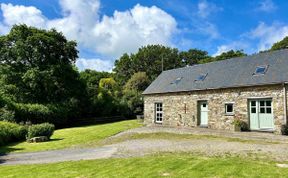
xmin=254 ymin=65 xmax=268 ymax=75
xmin=170 ymin=77 xmax=183 ymax=85
xmin=195 ymin=73 xmax=207 ymax=81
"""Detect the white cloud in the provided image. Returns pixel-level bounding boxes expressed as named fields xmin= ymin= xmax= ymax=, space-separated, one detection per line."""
xmin=0 ymin=0 xmax=177 ymax=58
xmin=76 ymin=58 xmax=113 ymax=72
xmin=213 ymin=42 xmax=249 ymax=56
xmin=1 ymin=3 xmax=46 ymax=28
xmin=92 ymin=4 xmax=177 ymax=57
xmin=257 ymin=0 xmax=277 ymax=12
xmin=197 ymin=0 xmax=222 ymax=18
xmin=249 ymin=22 xmax=288 ymax=51
xmin=0 ymin=0 xmax=177 ymax=71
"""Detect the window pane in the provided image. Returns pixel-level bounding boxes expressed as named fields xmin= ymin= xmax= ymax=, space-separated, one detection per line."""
xmin=251 ymin=101 xmax=256 ymax=106
xmin=203 ymin=103 xmax=206 ymax=108
xmin=255 ymin=67 xmax=266 ymax=74
xmin=226 ymin=104 xmax=233 ymax=113
xmin=266 ymin=101 xmax=271 ymax=106
xmin=260 ymin=107 xmax=265 ymax=113
xmin=266 ymin=108 xmax=272 ymax=114
xmin=260 ymin=101 xmax=265 ymax=106
xmin=251 ymin=108 xmax=256 ymax=113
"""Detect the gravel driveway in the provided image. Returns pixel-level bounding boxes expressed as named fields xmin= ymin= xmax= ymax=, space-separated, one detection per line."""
xmin=2 ymin=126 xmax=288 ymax=165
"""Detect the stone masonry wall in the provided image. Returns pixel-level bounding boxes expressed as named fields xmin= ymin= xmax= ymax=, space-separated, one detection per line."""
xmin=144 ymin=85 xmax=286 ymax=134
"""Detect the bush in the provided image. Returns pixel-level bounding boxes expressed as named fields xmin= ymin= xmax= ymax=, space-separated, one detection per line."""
xmin=281 ymin=125 xmax=288 ymax=135
xmin=232 ymin=119 xmax=249 ymax=131
xmin=11 ymin=102 xmax=72 ymax=126
xmin=27 ymin=123 xmax=55 ymax=139
xmin=0 ymin=121 xmax=27 ymax=146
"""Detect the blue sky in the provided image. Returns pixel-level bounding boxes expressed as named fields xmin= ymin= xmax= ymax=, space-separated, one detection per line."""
xmin=0 ymin=0 xmax=288 ymax=71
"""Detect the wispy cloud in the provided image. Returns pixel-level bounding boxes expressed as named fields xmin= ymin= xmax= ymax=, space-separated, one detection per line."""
xmin=213 ymin=41 xmax=250 ymax=56
xmin=248 ymin=22 xmax=288 ymax=51
xmin=256 ymin=0 xmax=277 ymax=12
xmin=197 ymin=0 xmax=223 ymax=18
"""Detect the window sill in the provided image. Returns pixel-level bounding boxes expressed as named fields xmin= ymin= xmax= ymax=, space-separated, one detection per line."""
xmin=154 ymin=122 xmax=163 ymax=124
xmin=225 ymin=113 xmax=235 ymax=116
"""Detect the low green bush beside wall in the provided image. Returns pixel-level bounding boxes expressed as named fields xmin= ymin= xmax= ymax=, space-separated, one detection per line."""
xmin=27 ymin=123 xmax=55 ymax=139
xmin=0 ymin=121 xmax=27 ymax=146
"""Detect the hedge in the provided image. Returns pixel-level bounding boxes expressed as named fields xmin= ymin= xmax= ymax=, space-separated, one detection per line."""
xmin=27 ymin=123 xmax=55 ymax=139
xmin=0 ymin=121 xmax=27 ymax=146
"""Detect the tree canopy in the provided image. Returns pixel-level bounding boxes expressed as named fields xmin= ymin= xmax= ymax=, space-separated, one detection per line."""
xmin=114 ymin=45 xmax=183 ymax=85
xmin=270 ymin=36 xmax=288 ymax=51
xmin=0 ymin=25 xmax=84 ymax=104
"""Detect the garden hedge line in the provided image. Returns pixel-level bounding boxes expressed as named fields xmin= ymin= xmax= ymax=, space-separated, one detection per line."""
xmin=0 ymin=121 xmax=27 ymax=146
xmin=0 ymin=121 xmax=55 ymax=146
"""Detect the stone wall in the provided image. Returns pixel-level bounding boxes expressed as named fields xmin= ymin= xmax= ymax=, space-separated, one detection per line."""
xmin=144 ymin=84 xmax=286 ymax=134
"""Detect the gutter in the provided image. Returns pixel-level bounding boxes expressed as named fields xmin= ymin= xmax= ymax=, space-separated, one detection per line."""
xmin=283 ymin=82 xmax=288 ymax=125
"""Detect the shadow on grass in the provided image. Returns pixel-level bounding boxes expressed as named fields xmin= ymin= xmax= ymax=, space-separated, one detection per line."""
xmin=0 ymin=138 xmax=64 ymax=156
xmin=0 ymin=142 xmax=25 ymax=155
xmin=48 ymin=138 xmax=64 ymax=142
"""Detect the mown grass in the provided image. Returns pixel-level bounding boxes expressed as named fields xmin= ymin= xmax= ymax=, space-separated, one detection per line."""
xmin=103 ymin=132 xmax=281 ymax=145
xmin=0 ymin=120 xmax=142 ymax=154
xmin=1 ymin=153 xmax=288 ymax=178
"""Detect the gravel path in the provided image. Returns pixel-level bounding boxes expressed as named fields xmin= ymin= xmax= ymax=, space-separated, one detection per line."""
xmin=2 ymin=126 xmax=288 ymax=165
xmin=0 ymin=147 xmax=117 ymax=165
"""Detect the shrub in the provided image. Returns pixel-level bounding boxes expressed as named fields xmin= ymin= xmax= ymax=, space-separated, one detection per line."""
xmin=11 ymin=102 xmax=71 ymax=126
xmin=27 ymin=123 xmax=55 ymax=139
xmin=281 ymin=125 xmax=288 ymax=135
xmin=232 ymin=119 xmax=249 ymax=131
xmin=0 ymin=121 xmax=27 ymax=146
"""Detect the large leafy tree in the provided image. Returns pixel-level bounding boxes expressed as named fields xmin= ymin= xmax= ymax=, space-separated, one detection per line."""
xmin=179 ymin=49 xmax=210 ymax=66
xmin=270 ymin=36 xmax=288 ymax=51
xmin=0 ymin=24 xmax=85 ymax=104
xmin=114 ymin=45 xmax=184 ymax=85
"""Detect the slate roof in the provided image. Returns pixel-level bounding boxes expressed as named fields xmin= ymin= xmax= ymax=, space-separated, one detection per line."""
xmin=143 ymin=49 xmax=288 ymax=95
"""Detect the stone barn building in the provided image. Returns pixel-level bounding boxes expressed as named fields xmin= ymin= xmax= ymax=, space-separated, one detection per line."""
xmin=143 ymin=49 xmax=288 ymax=134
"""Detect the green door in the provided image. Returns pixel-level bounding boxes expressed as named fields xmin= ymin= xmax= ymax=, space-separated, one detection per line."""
xmin=249 ymin=99 xmax=274 ymax=130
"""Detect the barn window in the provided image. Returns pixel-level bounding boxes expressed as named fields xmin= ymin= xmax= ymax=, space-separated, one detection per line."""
xmin=155 ymin=103 xmax=163 ymax=123
xmin=225 ymin=103 xmax=234 ymax=115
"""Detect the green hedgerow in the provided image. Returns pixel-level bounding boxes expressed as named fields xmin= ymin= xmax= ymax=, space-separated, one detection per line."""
xmin=0 ymin=121 xmax=27 ymax=146
xmin=27 ymin=123 xmax=55 ymax=139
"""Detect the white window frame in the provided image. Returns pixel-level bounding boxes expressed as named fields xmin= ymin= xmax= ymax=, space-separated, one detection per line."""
xmin=155 ymin=103 xmax=163 ymax=123
xmin=225 ymin=103 xmax=234 ymax=115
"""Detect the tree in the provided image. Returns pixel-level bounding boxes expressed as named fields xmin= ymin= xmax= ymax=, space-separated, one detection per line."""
xmin=123 ymin=72 xmax=149 ymax=92
xmin=199 ymin=50 xmax=246 ymax=64
xmin=0 ymin=25 xmax=85 ymax=104
xmin=80 ymin=70 xmax=112 ymax=98
xmin=0 ymin=25 xmax=87 ymax=124
xmin=114 ymin=45 xmax=184 ymax=85
xmin=270 ymin=36 xmax=288 ymax=51
xmin=179 ymin=49 xmax=210 ymax=66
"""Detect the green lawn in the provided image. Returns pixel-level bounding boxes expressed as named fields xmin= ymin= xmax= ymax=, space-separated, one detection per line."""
xmin=1 ymin=153 xmax=288 ymax=178
xmin=0 ymin=120 xmax=142 ymax=153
